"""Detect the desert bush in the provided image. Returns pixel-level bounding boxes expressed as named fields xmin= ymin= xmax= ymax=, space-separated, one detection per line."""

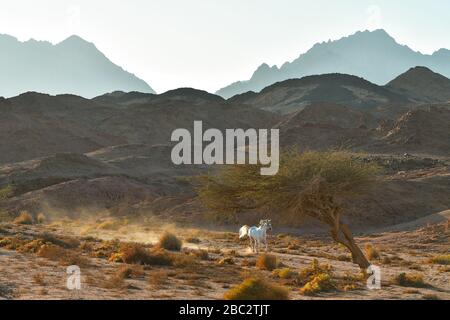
xmin=37 ymin=244 xmax=87 ymax=266
xmin=117 ymin=243 xmax=187 ymax=267
xmin=39 ymin=233 xmax=80 ymax=249
xmin=241 ymin=259 xmax=256 ymax=267
xmin=91 ymin=239 xmax=121 ymax=259
xmin=422 ymin=294 xmax=440 ymax=300
xmin=438 ymin=266 xmax=450 ymax=273
xmin=171 ymin=253 xmax=197 ymax=267
xmin=119 ymin=243 xmax=154 ymax=264
xmin=364 ymin=244 xmax=380 ymax=260
xmin=403 ymin=288 xmax=420 ymax=294
xmin=337 ymin=254 xmax=352 ymax=262
xmin=343 ymin=284 xmax=358 ymax=291
xmin=429 ymin=254 xmax=450 ymax=265
xmin=148 ymin=270 xmax=169 ymax=287
xmin=256 ymin=254 xmax=278 ymax=271
xmin=36 ymin=213 xmax=46 ymax=224
xmin=381 ymin=256 xmax=392 ymax=264
xmin=185 ymin=237 xmax=201 ymax=244
xmin=32 ymin=273 xmax=46 ymax=286
xmin=0 ymin=210 xmax=11 ymax=222
xmin=158 ymin=232 xmax=182 ymax=251
xmin=392 ymin=273 xmax=429 ymax=288
xmin=191 ymin=249 xmax=209 ymax=260
xmin=0 ymin=185 xmax=15 ymax=200
xmin=96 ymin=219 xmax=124 ymax=231
xmin=272 ymin=268 xmax=298 ymax=279
xmin=14 ymin=211 xmax=34 ymax=225
xmin=102 ymin=275 xmax=126 ymax=290
xmin=272 ymin=268 xmax=296 ymax=279
xmin=116 ymin=265 xmax=144 ymax=279
xmin=298 ymin=259 xmax=333 ymax=285
xmin=217 ymin=257 xmax=235 ymax=265
xmin=17 ymin=239 xmax=45 ymax=253
xmin=224 ymin=278 xmax=289 ymax=300
xmin=300 ymin=273 xmax=335 ymax=296
xmin=0 ymin=236 xmax=25 ymax=250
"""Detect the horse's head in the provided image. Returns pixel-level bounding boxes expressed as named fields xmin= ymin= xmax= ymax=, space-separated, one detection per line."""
xmin=260 ymin=219 xmax=272 ymax=231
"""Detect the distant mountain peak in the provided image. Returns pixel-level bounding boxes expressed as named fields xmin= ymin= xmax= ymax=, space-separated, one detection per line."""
xmin=0 ymin=33 xmax=18 ymax=41
xmin=0 ymin=33 xmax=155 ymax=98
xmin=217 ymin=29 xmax=450 ymax=98
xmin=58 ymin=34 xmax=92 ymax=46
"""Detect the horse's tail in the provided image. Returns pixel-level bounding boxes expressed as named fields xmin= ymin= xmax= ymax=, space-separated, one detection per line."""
xmin=239 ymin=225 xmax=250 ymax=239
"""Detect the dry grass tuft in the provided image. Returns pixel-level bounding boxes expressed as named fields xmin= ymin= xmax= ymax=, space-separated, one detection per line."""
xmin=14 ymin=211 xmax=34 ymax=225
xmin=429 ymin=254 xmax=450 ymax=265
xmin=392 ymin=273 xmax=429 ymax=288
xmin=191 ymin=249 xmax=209 ymax=261
xmin=364 ymin=244 xmax=380 ymax=260
xmin=148 ymin=270 xmax=169 ymax=288
xmin=102 ymin=275 xmax=126 ymax=290
xmin=422 ymin=294 xmax=440 ymax=300
xmin=96 ymin=219 xmax=127 ymax=231
xmin=117 ymin=243 xmax=196 ymax=267
xmin=224 ymin=277 xmax=289 ymax=300
xmin=256 ymin=254 xmax=278 ymax=271
xmin=116 ymin=265 xmax=145 ymax=279
xmin=185 ymin=237 xmax=201 ymax=244
xmin=36 ymin=213 xmax=46 ymax=224
xmin=32 ymin=273 xmax=46 ymax=286
xmin=118 ymin=243 xmax=154 ymax=265
xmin=37 ymin=244 xmax=88 ymax=266
xmin=217 ymin=257 xmax=235 ymax=265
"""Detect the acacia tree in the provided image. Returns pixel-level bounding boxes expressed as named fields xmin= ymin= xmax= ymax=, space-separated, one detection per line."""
xmin=196 ymin=151 xmax=379 ymax=269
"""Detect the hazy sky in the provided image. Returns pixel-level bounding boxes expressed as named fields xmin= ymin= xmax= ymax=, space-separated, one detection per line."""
xmin=1 ymin=0 xmax=450 ymax=93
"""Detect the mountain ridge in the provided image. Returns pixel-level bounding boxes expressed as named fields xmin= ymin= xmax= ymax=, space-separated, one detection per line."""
xmin=0 ymin=34 xmax=155 ymax=98
xmin=217 ymin=29 xmax=450 ymax=98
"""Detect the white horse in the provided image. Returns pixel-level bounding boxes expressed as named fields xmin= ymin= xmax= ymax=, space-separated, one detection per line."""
xmin=239 ymin=220 xmax=272 ymax=253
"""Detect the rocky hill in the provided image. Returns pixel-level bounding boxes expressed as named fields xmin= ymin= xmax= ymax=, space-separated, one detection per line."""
xmin=387 ymin=66 xmax=450 ymax=103
xmin=230 ymin=73 xmax=408 ymax=115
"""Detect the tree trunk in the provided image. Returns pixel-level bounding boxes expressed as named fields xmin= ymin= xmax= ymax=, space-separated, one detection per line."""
xmin=340 ymin=223 xmax=370 ymax=269
xmin=330 ymin=222 xmax=370 ymax=270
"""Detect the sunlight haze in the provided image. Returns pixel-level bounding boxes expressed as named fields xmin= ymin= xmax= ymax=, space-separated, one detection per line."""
xmin=1 ymin=0 xmax=449 ymax=93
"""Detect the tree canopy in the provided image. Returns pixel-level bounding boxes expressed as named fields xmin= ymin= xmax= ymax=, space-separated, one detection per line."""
xmin=196 ymin=151 xmax=380 ymax=269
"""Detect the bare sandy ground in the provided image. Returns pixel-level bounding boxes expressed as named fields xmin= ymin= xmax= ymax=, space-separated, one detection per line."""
xmin=0 ymin=216 xmax=448 ymax=300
